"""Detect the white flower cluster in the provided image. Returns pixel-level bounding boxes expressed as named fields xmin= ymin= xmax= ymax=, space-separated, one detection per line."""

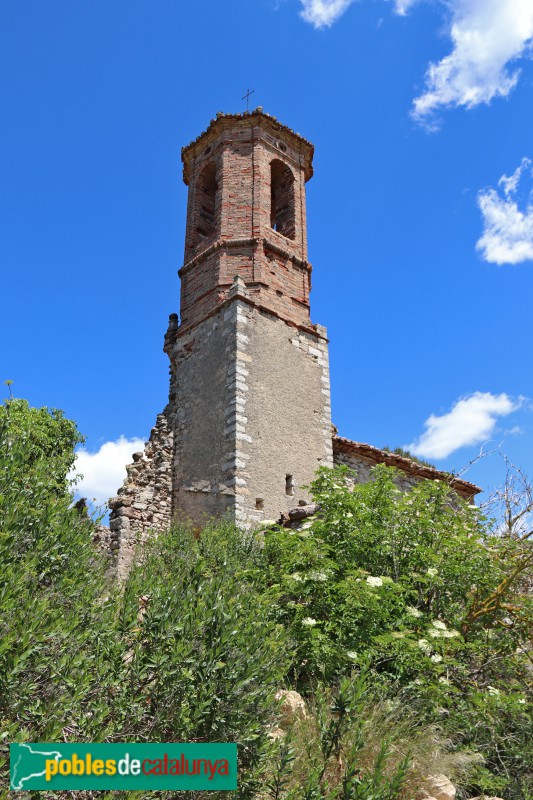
xmin=429 ymin=628 xmax=459 ymax=640
xmin=406 ymin=606 xmax=422 ymax=618
xmin=425 ymin=620 xmax=459 ymax=639
xmin=290 ymin=570 xmax=329 ymax=583
xmin=366 ymin=576 xmax=383 ymax=587
xmin=346 ymin=650 xmax=358 ymax=660
xmin=301 ymin=617 xmax=317 ymax=627
xmin=308 ymin=570 xmax=328 ymax=582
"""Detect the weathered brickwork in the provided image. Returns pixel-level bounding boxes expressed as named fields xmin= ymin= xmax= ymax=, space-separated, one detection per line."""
xmin=109 ymin=109 xmax=480 ymax=578
xmin=179 ymin=110 xmax=313 ymax=332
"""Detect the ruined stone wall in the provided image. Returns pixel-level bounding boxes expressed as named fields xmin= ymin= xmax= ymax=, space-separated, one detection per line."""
xmin=109 ymin=411 xmax=174 ymax=581
xmin=332 ymin=443 xmax=479 ymax=502
xmin=92 ymin=524 xmax=116 ymax=578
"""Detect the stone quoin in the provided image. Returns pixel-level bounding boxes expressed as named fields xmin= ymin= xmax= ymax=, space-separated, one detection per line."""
xmin=108 ymin=109 xmax=480 ymax=579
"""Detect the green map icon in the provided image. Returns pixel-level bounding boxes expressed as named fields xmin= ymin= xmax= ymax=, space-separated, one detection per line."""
xmin=11 ymin=744 xmax=64 ymax=790
xmin=10 ymin=742 xmax=238 ymax=790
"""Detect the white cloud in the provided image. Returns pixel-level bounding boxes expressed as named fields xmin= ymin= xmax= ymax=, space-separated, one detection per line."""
xmin=407 ymin=392 xmax=521 ymax=459
xmin=476 ymin=157 xmax=533 ymax=265
xmin=499 ymin=158 xmax=531 ymax=198
xmin=299 ymin=0 xmax=354 ymax=28
xmin=299 ymin=0 xmax=533 ymax=124
xmin=70 ymin=436 xmax=145 ymax=509
xmin=394 ymin=0 xmax=421 ymax=15
xmin=410 ymin=0 xmax=533 ymax=122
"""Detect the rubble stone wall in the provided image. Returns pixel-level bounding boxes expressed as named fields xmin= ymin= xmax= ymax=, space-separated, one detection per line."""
xmin=109 ymin=411 xmax=174 ymax=581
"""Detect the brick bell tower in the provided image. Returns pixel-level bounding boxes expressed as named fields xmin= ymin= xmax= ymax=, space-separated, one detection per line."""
xmin=111 ymin=109 xmax=333 ymax=577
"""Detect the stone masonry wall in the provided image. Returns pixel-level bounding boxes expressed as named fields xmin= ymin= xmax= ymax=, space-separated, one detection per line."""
xmin=332 ymin=440 xmax=479 ymax=502
xmin=165 ymin=295 xmax=237 ymax=525
xmin=163 ymin=277 xmax=332 ymax=527
xmin=333 ymin=449 xmax=422 ymax=492
xmin=109 ymin=411 xmax=174 ymax=581
xmin=233 ymin=292 xmax=333 ymax=525
xmin=108 ymin=277 xmax=333 ymax=575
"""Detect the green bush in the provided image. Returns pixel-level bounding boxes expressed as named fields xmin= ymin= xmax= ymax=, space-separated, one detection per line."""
xmin=1 ymin=399 xmax=531 ymax=799
xmin=0 ymin=398 xmax=121 ymax=792
xmin=261 ymin=465 xmax=532 ymax=797
xmin=111 ymin=521 xmax=292 ymax=798
xmin=0 ymin=398 xmax=293 ymax=799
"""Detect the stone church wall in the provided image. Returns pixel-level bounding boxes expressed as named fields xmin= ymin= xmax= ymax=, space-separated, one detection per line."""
xmin=164 ymin=277 xmax=333 ymax=528
xmin=333 ymin=450 xmax=421 ymax=493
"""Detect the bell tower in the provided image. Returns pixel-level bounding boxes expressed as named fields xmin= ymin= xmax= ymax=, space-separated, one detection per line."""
xmin=178 ymin=108 xmax=314 ymax=331
xmin=111 ymin=109 xmax=333 ymax=576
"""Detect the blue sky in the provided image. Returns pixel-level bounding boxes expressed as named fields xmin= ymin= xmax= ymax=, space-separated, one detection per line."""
xmin=2 ymin=0 xmax=533 ymax=510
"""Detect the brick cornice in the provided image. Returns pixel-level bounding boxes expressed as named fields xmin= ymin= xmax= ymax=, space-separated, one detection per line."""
xmin=178 ymin=236 xmax=312 ymax=278
xmin=182 ymin=109 xmax=314 ymax=183
xmin=165 ymin=291 xmax=327 ymax=351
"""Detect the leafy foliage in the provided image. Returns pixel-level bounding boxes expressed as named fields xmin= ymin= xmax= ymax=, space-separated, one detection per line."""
xmin=112 ymin=522 xmax=292 ymax=797
xmin=0 ymin=398 xmax=292 ymax=799
xmin=0 ymin=397 xmax=83 ymax=491
xmin=264 ymin=670 xmax=413 ymax=800
xmin=0 ymin=400 xmax=531 ymax=799
xmin=0 ymin=397 xmax=119 ymax=792
xmin=261 ymin=465 xmax=532 ymax=798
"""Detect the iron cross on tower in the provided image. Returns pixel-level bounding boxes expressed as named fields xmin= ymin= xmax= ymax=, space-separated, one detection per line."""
xmin=242 ymin=88 xmax=255 ymax=111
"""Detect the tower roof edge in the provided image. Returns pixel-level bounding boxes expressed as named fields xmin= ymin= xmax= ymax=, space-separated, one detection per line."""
xmin=181 ymin=109 xmax=314 ymax=182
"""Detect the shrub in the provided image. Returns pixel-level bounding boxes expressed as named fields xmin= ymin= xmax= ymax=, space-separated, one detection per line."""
xmin=263 ymin=667 xmax=480 ymax=800
xmin=261 ymin=465 xmax=532 ymax=797
xmin=1 ymin=400 xmax=531 ymax=799
xmin=111 ymin=521 xmax=292 ymax=798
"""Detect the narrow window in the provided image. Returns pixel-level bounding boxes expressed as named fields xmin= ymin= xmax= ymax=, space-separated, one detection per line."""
xmin=255 ymin=498 xmax=264 ymax=510
xmin=195 ymin=162 xmax=218 ymax=243
xmin=285 ymin=474 xmax=295 ymax=496
xmin=270 ymin=160 xmax=295 ymax=240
